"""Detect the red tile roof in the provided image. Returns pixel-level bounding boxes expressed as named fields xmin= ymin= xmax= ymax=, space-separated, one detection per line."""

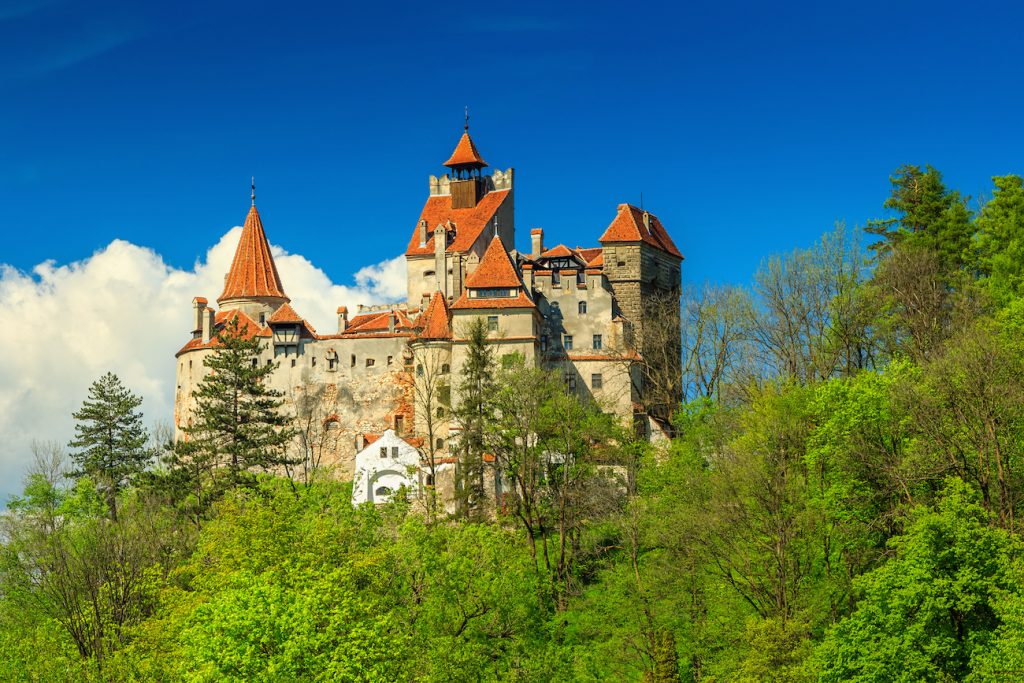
xmin=464 ymin=235 xmax=522 ymax=289
xmin=418 ymin=291 xmax=452 ymax=340
xmin=451 ymin=290 xmax=537 ymax=310
xmin=599 ymin=204 xmax=682 ymax=259
xmin=577 ymin=248 xmax=603 ymax=265
xmin=175 ymin=309 xmax=266 ymax=356
xmin=541 ymin=244 xmax=573 ymax=258
xmin=405 ymin=190 xmax=511 ymax=257
xmin=267 ymin=302 xmax=303 ymax=324
xmin=339 ymin=309 xmax=416 ymax=337
xmin=218 ymin=205 xmax=290 ymax=303
xmin=443 ymin=131 xmax=488 ymax=168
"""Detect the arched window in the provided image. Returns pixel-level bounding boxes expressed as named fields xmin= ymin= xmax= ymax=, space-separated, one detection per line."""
xmin=578 ymin=301 xmax=587 ymax=315
xmin=374 ymin=486 xmax=393 ymax=498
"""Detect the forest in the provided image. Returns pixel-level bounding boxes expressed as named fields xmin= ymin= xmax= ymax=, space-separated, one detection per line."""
xmin=4 ymin=164 xmax=1024 ymax=681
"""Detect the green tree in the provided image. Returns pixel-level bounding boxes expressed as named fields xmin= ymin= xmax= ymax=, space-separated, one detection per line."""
xmin=68 ymin=372 xmax=150 ymax=521
xmin=973 ymin=174 xmax=1024 ymax=306
xmin=815 ymin=478 xmax=1018 ymax=682
xmin=179 ymin=314 xmax=296 ymax=495
xmin=453 ymin=317 xmax=495 ymax=519
xmin=865 ymin=164 xmax=973 ymax=272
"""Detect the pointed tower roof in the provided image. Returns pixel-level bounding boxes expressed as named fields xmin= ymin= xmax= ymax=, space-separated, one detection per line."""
xmin=218 ymin=204 xmax=290 ymax=304
xmin=444 ymin=128 xmax=488 ymax=170
xmin=464 ymin=235 xmax=522 ymax=289
xmin=418 ymin=291 xmax=452 ymax=340
xmin=598 ymin=204 xmax=683 ymax=259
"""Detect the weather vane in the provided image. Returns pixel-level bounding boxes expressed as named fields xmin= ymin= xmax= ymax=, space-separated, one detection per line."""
xmin=251 ymin=176 xmax=256 ymax=206
xmin=464 ymin=106 xmax=470 ymax=131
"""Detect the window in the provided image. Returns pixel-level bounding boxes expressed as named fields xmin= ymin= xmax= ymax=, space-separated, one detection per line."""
xmin=266 ymin=359 xmax=272 ymax=366
xmin=366 ymin=358 xmax=375 ymax=367
xmin=416 ymin=364 xmax=424 ymax=376
xmin=291 ymin=358 xmax=297 ymax=367
xmin=259 ymin=313 xmax=266 ymax=325
xmin=387 ymin=355 xmax=393 ymax=366
xmin=593 ymin=334 xmax=603 ymax=350
xmin=374 ymin=486 xmax=392 ymax=498
xmin=436 ymin=406 xmax=445 ymax=418
xmin=487 ymin=315 xmax=498 ymax=332
xmin=251 ymin=358 xmax=258 ymax=368
xmin=477 ymin=288 xmax=511 ymax=298
xmin=379 ymin=447 xmax=387 ymax=458
xmin=551 ymin=271 xmax=561 ymax=287
xmin=327 ymin=357 xmax=337 ymax=372
xmin=311 ymin=356 xmax=317 ymax=367
xmin=617 ymin=260 xmax=626 ymax=267
xmin=392 ymin=446 xmax=399 ymax=457
xmin=189 ymin=360 xmax=193 ymax=370
xmin=541 ymin=335 xmax=548 ymax=352
xmin=591 ymin=373 xmax=603 ymax=390
xmin=578 ymin=301 xmax=587 ymax=315
xmin=563 ymin=335 xmax=573 ymax=350
xmin=395 ymin=415 xmax=405 ymax=434
xmin=351 ymin=354 xmax=356 ymax=367
xmin=441 ymin=363 xmax=450 ymax=374
xmin=435 ymin=438 xmax=444 ymax=450
xmin=564 ymin=373 xmax=577 ymax=391
xmin=424 ymin=270 xmax=435 ymax=278
xmin=425 ymin=474 xmax=435 ymax=487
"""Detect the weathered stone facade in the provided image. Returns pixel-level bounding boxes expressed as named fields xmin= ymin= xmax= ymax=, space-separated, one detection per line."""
xmin=173 ymin=125 xmax=683 ymax=493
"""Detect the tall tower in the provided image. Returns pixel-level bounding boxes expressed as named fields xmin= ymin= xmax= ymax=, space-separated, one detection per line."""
xmin=599 ymin=204 xmax=683 ymax=422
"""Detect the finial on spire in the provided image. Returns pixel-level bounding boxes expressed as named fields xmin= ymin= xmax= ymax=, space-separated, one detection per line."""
xmin=251 ymin=177 xmax=256 ymax=206
xmin=464 ymin=105 xmax=469 ymax=131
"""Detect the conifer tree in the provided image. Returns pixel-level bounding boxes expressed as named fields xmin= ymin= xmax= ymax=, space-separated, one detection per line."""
xmin=68 ymin=372 xmax=150 ymax=520
xmin=453 ymin=317 xmax=495 ymax=519
xmin=182 ymin=314 xmax=295 ymax=492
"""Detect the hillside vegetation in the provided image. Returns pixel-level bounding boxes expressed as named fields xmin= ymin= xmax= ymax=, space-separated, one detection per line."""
xmin=5 ymin=165 xmax=1024 ymax=681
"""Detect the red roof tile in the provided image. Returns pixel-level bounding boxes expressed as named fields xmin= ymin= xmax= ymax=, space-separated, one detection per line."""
xmin=451 ymin=290 xmax=537 ymax=310
xmin=540 ymin=244 xmax=573 ymax=258
xmin=418 ymin=291 xmax=452 ymax=340
xmin=464 ymin=236 xmax=522 ymax=289
xmin=443 ymin=131 xmax=488 ymax=168
xmin=599 ymin=204 xmax=682 ymax=259
xmin=267 ymin=302 xmax=304 ymax=324
xmin=175 ymin=309 xmax=265 ymax=356
xmin=218 ymin=205 xmax=290 ymax=303
xmin=405 ymin=190 xmax=511 ymax=257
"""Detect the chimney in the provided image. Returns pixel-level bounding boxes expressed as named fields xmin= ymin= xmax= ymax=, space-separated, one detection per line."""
xmin=531 ymin=228 xmax=544 ymax=258
xmin=337 ymin=306 xmax=348 ymax=333
xmin=388 ymin=312 xmax=397 ymax=333
xmin=419 ymin=219 xmax=428 ymax=246
xmin=201 ymin=307 xmax=214 ymax=343
xmin=522 ymin=263 xmax=534 ymax=291
xmin=356 ymin=434 xmax=365 ymax=451
xmin=642 ymin=211 xmax=652 ymax=234
xmin=192 ymin=297 xmax=207 ymax=333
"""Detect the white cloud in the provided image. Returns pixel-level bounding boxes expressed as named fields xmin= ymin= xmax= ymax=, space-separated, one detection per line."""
xmin=0 ymin=227 xmax=406 ymax=499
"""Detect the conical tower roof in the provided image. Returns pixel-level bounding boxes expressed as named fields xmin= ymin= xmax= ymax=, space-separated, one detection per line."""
xmin=418 ymin=291 xmax=452 ymax=340
xmin=218 ymin=204 xmax=289 ymax=304
xmin=444 ymin=129 xmax=488 ymax=169
xmin=464 ymin=235 xmax=521 ymax=289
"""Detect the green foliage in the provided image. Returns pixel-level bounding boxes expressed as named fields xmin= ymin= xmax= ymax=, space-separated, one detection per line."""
xmin=69 ymin=372 xmax=151 ymax=519
xmin=815 ymin=479 xmax=1019 ymax=682
xmin=176 ymin=315 xmax=296 ymax=502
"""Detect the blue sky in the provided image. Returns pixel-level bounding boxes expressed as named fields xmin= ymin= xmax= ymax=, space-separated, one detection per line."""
xmin=2 ymin=0 xmax=1023 ymax=286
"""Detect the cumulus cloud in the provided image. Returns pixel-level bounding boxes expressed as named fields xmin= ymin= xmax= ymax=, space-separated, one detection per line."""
xmin=0 ymin=227 xmax=406 ymax=499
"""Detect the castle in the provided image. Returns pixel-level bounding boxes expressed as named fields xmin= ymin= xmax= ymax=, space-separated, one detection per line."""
xmin=174 ymin=123 xmax=682 ymax=503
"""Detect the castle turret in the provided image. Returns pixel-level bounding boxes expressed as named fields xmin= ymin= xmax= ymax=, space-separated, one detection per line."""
xmin=217 ymin=184 xmax=289 ymax=322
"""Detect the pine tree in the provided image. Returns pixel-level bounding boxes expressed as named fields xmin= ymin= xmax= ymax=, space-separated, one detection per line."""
xmin=181 ymin=314 xmax=296 ymax=492
xmin=453 ymin=317 xmax=495 ymax=519
xmin=68 ymin=372 xmax=150 ymax=520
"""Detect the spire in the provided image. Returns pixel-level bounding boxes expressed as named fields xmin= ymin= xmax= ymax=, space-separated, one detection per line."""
xmin=444 ymin=110 xmax=487 ymax=171
xmin=218 ymin=197 xmax=289 ymax=304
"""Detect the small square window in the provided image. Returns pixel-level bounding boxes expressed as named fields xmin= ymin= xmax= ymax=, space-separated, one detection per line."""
xmin=593 ymin=334 xmax=602 ymax=350
xmin=591 ymin=373 xmax=603 ymax=390
xmin=366 ymin=358 xmax=375 ymax=367
xmin=564 ymin=335 xmax=573 ymax=350
xmin=487 ymin=315 xmax=498 ymax=332
xmin=266 ymin=359 xmax=272 ymax=366
xmin=392 ymin=446 xmax=399 ymax=457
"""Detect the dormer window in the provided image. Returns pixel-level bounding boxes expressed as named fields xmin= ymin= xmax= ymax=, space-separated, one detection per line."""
xmin=476 ymin=288 xmax=512 ymax=298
